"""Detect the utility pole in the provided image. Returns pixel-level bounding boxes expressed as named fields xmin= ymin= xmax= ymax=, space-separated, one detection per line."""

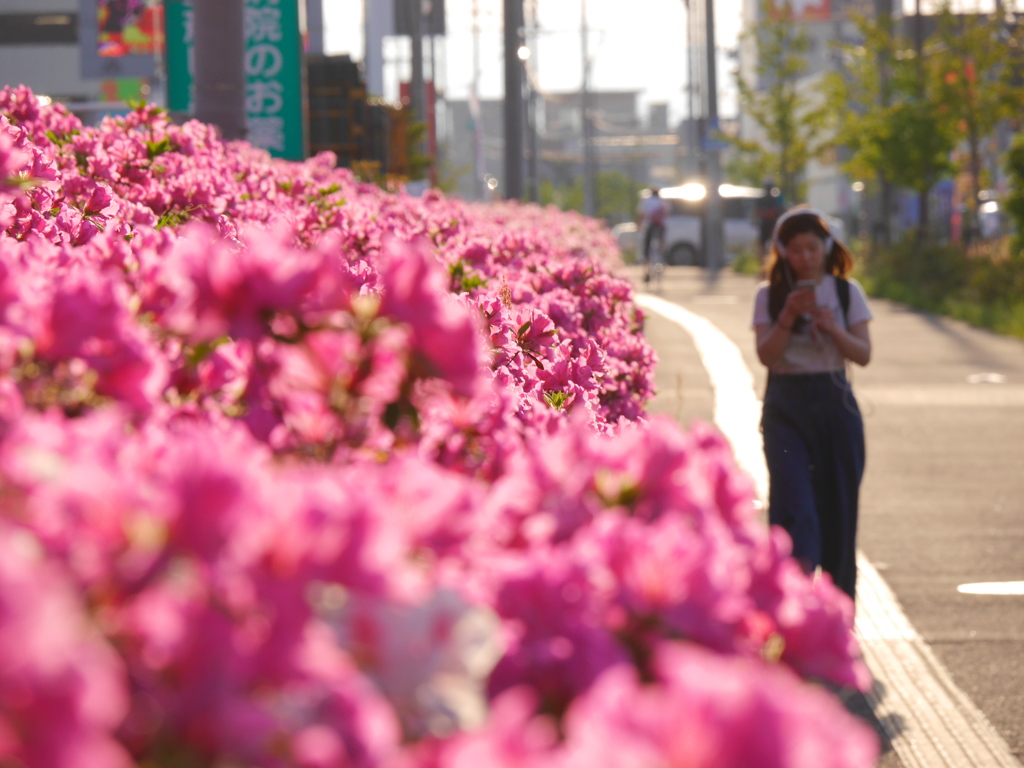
xmin=687 ymin=0 xmax=705 ymax=179
xmin=703 ymin=0 xmax=724 ymax=278
xmin=471 ymin=0 xmax=486 ymax=198
xmin=874 ymin=0 xmax=893 ymax=245
xmin=526 ymin=0 xmax=540 ymax=203
xmin=913 ymin=0 xmax=930 ymax=235
xmin=193 ymin=0 xmax=246 ymax=140
xmin=364 ymin=0 xmax=391 ymax=97
xmin=684 ymin=0 xmax=695 ymax=174
xmin=410 ymin=0 xmax=426 ymax=129
xmin=306 ymin=0 xmax=324 ymax=55
xmin=504 ymin=0 xmax=525 ymax=199
xmin=426 ymin=1 xmax=438 ymax=187
xmin=581 ymin=0 xmax=596 ymax=217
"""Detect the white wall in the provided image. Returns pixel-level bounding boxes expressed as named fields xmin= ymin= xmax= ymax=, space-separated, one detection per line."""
xmin=0 ymin=0 xmax=103 ymax=100
xmin=0 ymin=45 xmax=102 ymax=101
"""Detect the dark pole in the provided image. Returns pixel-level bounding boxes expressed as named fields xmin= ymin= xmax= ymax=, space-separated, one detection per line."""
xmin=504 ymin=0 xmax=525 ymax=199
xmin=581 ymin=0 xmax=596 ymax=216
xmin=410 ymin=0 xmax=426 ymax=127
xmin=874 ymin=0 xmax=893 ymax=245
xmin=471 ymin=0 xmax=485 ymax=198
xmin=691 ymin=0 xmax=706 ymax=180
xmin=193 ymin=0 xmax=246 ymax=140
xmin=684 ymin=0 xmax=696 ymax=175
xmin=914 ymin=0 xmax=929 ymax=237
xmin=703 ymin=0 xmax=724 ymax=278
xmin=526 ymin=0 xmax=539 ymax=202
xmin=306 ymin=0 xmax=324 ymax=55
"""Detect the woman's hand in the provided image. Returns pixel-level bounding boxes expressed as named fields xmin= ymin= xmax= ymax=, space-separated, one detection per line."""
xmin=811 ymin=305 xmax=839 ymax=336
xmin=780 ymin=286 xmax=816 ymax=327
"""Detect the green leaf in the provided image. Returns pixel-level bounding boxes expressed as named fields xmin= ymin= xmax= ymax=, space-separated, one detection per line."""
xmin=543 ymin=390 xmax=569 ymax=410
xmin=146 ymin=137 xmax=174 ymax=160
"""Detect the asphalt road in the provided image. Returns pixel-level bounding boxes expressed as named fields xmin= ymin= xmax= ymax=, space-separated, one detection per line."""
xmin=627 ymin=264 xmax=1024 ymax=767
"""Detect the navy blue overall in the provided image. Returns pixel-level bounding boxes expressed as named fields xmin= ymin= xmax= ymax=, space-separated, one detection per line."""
xmin=761 ymin=371 xmax=865 ymax=600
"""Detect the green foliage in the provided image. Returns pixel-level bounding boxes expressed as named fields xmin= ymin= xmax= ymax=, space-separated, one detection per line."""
xmin=931 ymin=6 xmax=1024 ymax=229
xmin=539 ymin=170 xmax=643 ymax=224
xmin=724 ymin=152 xmax=774 ymax=190
xmin=730 ymin=245 xmax=764 ymax=276
xmin=1004 ymin=133 xmax=1024 ymax=256
xmin=543 ymin=390 xmax=570 ymax=410
xmin=44 ymin=128 xmax=80 ymax=147
xmin=826 ymin=13 xmax=955 ymax=200
xmin=434 ymin=151 xmax=471 ymax=196
xmin=145 ymin=137 xmax=176 ymax=160
xmin=125 ymin=98 xmax=165 ymax=116
xmin=448 ymin=260 xmax=488 ymax=294
xmin=406 ymin=118 xmax=433 ymax=181
xmin=827 ymin=4 xmax=1024 ymax=238
xmin=857 ymin=234 xmax=1024 ymax=339
xmin=305 ymin=183 xmax=347 ymax=216
xmin=155 ymin=205 xmax=200 ymax=230
xmin=730 ymin=1 xmax=830 ymax=203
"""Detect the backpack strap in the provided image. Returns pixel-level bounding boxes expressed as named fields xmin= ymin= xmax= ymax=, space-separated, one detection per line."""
xmin=836 ymin=277 xmax=850 ymax=329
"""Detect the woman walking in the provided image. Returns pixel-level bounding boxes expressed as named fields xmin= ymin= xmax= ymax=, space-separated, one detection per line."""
xmin=752 ymin=207 xmax=873 ymax=601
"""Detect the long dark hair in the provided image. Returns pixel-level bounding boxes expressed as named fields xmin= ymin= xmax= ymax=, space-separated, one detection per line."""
xmin=766 ymin=209 xmax=854 ymax=330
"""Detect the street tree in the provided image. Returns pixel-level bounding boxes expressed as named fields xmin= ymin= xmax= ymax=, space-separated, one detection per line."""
xmin=932 ymin=6 xmax=1024 ymax=240
xmin=1001 ymin=133 xmax=1024 ymax=257
xmin=540 ymin=170 xmax=642 ymax=224
xmin=730 ymin=1 xmax=830 ymax=204
xmin=826 ymin=13 xmax=956 ymax=239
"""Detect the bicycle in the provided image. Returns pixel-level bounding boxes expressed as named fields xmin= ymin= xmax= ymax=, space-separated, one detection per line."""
xmin=643 ymin=224 xmax=665 ymax=290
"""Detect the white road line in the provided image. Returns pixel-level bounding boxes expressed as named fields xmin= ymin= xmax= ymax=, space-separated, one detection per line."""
xmin=958 ymin=582 xmax=1024 ymax=596
xmin=636 ymin=292 xmax=1022 ymax=768
xmin=635 ymin=295 xmax=769 ymax=504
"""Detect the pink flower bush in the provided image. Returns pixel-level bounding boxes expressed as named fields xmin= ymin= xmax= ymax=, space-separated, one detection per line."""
xmin=0 ymin=524 xmax=133 ymax=768
xmin=0 ymin=85 xmax=878 ymax=768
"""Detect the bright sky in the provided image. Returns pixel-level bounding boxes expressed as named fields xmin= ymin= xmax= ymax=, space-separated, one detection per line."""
xmin=323 ymin=0 xmax=745 ymax=125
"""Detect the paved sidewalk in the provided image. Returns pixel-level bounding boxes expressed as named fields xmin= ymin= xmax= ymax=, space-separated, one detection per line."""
xmin=625 ymin=264 xmax=1024 ymax=768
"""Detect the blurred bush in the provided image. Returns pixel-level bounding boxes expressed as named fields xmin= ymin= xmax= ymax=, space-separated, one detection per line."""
xmin=855 ymin=235 xmax=1024 ymax=339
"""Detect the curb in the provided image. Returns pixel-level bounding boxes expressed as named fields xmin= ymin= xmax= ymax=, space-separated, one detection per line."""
xmin=635 ymin=291 xmax=1023 ymax=768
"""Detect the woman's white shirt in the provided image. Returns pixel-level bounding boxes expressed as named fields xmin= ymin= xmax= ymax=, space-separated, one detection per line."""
xmin=752 ymin=276 xmax=873 ymax=374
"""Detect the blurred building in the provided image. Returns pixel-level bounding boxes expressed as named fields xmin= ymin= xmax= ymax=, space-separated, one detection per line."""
xmin=307 ymin=53 xmax=428 ymax=182
xmin=0 ymin=0 xmax=162 ymax=123
xmin=1 ymin=2 xmax=101 ymax=109
xmin=444 ymin=89 xmax=695 ymax=206
xmin=445 ymin=97 xmax=505 ymax=200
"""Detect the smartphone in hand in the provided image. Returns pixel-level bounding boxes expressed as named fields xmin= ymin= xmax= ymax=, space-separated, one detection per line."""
xmin=794 ymin=279 xmax=817 ymax=322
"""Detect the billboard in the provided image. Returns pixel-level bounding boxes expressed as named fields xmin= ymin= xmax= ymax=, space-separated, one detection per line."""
xmin=244 ymin=0 xmax=307 ymax=159
xmin=97 ymin=0 xmax=161 ymax=57
xmin=163 ymin=0 xmax=307 ymax=160
xmin=80 ymin=0 xmax=157 ymax=78
xmin=164 ymin=0 xmax=194 ymax=114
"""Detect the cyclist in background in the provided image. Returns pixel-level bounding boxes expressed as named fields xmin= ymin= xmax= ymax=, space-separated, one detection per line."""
xmin=637 ymin=187 xmax=668 ymax=287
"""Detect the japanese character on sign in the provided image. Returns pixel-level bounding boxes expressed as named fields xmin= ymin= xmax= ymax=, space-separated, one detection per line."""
xmin=246 ymin=80 xmax=285 ymax=115
xmin=248 ymin=116 xmax=286 ymax=151
xmin=245 ymin=7 xmax=283 ymax=43
xmin=246 ymin=44 xmax=283 ymax=77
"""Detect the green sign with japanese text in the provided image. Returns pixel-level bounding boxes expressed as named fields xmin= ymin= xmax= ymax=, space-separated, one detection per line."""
xmin=244 ymin=0 xmax=306 ymax=160
xmin=164 ymin=0 xmax=194 ymax=115
xmin=162 ymin=0 xmax=306 ymax=160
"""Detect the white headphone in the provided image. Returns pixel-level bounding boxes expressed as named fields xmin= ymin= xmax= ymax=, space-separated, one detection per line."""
xmin=772 ymin=207 xmax=835 ymax=259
